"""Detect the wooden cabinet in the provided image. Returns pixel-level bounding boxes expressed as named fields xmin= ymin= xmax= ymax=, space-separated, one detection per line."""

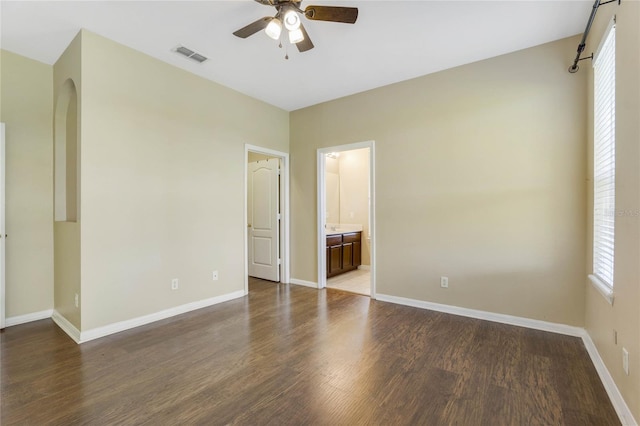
xmin=328 ymin=245 xmax=342 ymax=276
xmin=326 ymin=231 xmax=362 ymax=278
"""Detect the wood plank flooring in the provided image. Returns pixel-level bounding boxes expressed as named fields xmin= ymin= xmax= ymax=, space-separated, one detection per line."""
xmin=1 ymin=278 xmax=620 ymax=425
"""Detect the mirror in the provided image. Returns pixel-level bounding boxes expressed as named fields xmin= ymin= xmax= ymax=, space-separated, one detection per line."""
xmin=326 ymin=171 xmax=340 ymax=223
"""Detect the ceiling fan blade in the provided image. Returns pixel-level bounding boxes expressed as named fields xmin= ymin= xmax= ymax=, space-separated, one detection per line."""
xmin=304 ymin=6 xmax=358 ymax=24
xmin=296 ymin=23 xmax=314 ymax=52
xmin=233 ymin=17 xmax=272 ymax=38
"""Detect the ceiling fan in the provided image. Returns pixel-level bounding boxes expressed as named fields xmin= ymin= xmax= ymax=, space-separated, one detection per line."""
xmin=233 ymin=0 xmax=358 ymax=53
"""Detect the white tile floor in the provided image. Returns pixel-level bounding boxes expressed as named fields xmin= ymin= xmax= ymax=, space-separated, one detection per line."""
xmin=327 ymin=269 xmax=370 ymax=296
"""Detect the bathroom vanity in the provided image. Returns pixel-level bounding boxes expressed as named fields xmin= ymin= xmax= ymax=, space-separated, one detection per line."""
xmin=326 ymin=230 xmax=362 ymax=278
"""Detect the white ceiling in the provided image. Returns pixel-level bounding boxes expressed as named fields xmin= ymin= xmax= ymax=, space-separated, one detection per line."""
xmin=1 ymin=1 xmax=590 ymax=111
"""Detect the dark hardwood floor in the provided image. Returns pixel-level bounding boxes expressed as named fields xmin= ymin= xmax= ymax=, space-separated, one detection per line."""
xmin=1 ymin=278 xmax=619 ymax=425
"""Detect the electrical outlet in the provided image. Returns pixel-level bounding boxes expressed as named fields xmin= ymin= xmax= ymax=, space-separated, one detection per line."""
xmin=440 ymin=276 xmax=449 ymax=288
xmin=212 ymin=270 xmax=219 ymax=281
xmin=623 ymin=348 xmax=629 ymax=375
xmin=171 ymin=278 xmax=179 ymax=290
xmin=74 ymin=293 xmax=79 ymax=308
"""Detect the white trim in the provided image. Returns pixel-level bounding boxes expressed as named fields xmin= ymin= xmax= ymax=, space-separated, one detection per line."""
xmin=244 ymin=144 xmax=290 ymax=294
xmin=0 ymin=123 xmax=5 ymax=329
xmin=317 ymin=141 xmax=376 ymax=298
xmin=289 ymin=278 xmax=318 ymax=289
xmin=5 ymin=309 xmax=54 ymax=327
xmin=317 ymin=149 xmax=326 ymax=290
xmin=376 ymin=293 xmax=584 ymax=336
xmin=51 ymin=310 xmax=81 ymax=343
xmin=78 ymin=290 xmax=245 ymax=343
xmin=375 ymin=293 xmax=636 ymax=425
xmin=588 ymin=274 xmax=615 ymax=305
xmin=369 ymin=143 xmax=376 ymax=299
xmin=582 ymin=333 xmax=637 ymax=426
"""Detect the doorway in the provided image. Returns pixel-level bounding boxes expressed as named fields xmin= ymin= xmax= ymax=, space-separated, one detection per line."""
xmin=317 ymin=141 xmax=375 ymax=297
xmin=244 ymin=145 xmax=290 ymax=294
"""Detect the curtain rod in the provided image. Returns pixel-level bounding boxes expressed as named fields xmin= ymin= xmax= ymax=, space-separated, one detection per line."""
xmin=568 ymin=0 xmax=620 ymax=73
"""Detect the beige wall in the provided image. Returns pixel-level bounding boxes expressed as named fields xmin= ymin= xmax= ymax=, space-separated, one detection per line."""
xmin=53 ymin=32 xmax=82 ymax=329
xmin=291 ymin=35 xmax=587 ymax=326
xmin=585 ymin=1 xmax=640 ymax=421
xmin=79 ymin=31 xmax=288 ymax=330
xmin=338 ymin=148 xmax=370 ymax=265
xmin=0 ymin=50 xmax=54 ymax=318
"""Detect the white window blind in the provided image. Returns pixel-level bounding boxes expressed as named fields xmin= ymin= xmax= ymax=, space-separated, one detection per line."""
xmin=592 ymin=23 xmax=616 ymax=290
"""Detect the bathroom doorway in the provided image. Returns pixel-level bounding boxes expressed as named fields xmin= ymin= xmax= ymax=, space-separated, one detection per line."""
xmin=317 ymin=141 xmax=375 ymax=297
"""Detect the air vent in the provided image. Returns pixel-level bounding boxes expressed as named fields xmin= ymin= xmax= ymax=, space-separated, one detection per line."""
xmin=174 ymin=45 xmax=208 ymax=63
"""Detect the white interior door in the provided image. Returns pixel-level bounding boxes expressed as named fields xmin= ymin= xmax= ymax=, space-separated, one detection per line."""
xmin=248 ymin=158 xmax=280 ymax=281
xmin=1 ymin=123 xmax=6 ymax=329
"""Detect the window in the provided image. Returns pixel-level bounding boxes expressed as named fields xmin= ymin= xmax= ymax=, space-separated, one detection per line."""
xmin=590 ymin=21 xmax=616 ymax=303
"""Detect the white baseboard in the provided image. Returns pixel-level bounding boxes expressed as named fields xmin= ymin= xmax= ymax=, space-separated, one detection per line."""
xmin=376 ymin=293 xmax=636 ymax=425
xmin=357 ymin=265 xmax=371 ymax=271
xmin=581 ymin=332 xmax=637 ymax=426
xmin=289 ymin=278 xmax=318 ymax=289
xmin=5 ymin=309 xmax=54 ymax=327
xmin=51 ymin=310 xmax=81 ymax=343
xmin=376 ymin=293 xmax=584 ymax=336
xmin=78 ymin=290 xmax=245 ymax=343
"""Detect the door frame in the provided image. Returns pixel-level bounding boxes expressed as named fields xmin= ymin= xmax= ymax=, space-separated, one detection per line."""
xmin=247 ymin=158 xmax=280 ymax=282
xmin=317 ymin=140 xmax=376 ymax=298
xmin=244 ymin=144 xmax=290 ymax=294
xmin=1 ymin=123 xmax=5 ymax=329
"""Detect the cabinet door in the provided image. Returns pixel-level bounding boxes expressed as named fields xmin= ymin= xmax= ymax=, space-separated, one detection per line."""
xmin=329 ymin=245 xmax=342 ymax=276
xmin=342 ymin=242 xmax=353 ymax=269
xmin=353 ymin=241 xmax=361 ymax=267
xmin=326 ymin=247 xmax=330 ymax=274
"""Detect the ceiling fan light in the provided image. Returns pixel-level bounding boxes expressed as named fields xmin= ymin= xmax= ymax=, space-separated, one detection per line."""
xmin=265 ymin=18 xmax=282 ymax=40
xmin=283 ymin=10 xmax=301 ymax=31
xmin=288 ymin=28 xmax=304 ymax=44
